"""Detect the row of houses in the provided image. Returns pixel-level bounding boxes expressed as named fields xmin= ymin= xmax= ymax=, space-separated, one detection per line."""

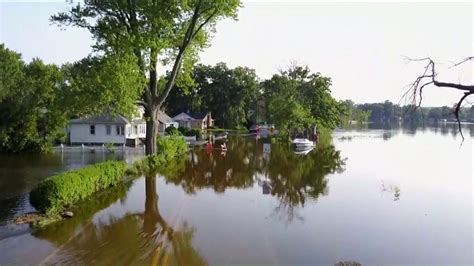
xmin=68 ymin=108 xmax=214 ymax=146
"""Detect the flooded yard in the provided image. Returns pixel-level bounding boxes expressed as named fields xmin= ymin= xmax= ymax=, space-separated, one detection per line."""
xmin=0 ymin=125 xmax=472 ymax=265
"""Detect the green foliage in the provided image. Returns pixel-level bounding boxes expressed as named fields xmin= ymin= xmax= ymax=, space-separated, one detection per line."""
xmin=269 ymin=94 xmax=315 ymax=140
xmin=188 ymin=129 xmax=202 ymax=139
xmin=52 ymin=1 xmax=241 ymax=155
xmin=0 ymin=54 xmax=68 ymax=153
xmin=178 ymin=127 xmax=202 ymax=139
xmin=338 ymin=100 xmax=371 ymax=127
xmin=61 ymin=54 xmax=145 ymax=118
xmin=165 ymin=125 xmax=182 ymax=136
xmin=350 ymin=100 xmax=474 ymax=125
xmin=30 ymin=161 xmax=126 ymax=215
xmin=164 ymin=136 xmax=345 ymax=220
xmin=262 ymin=64 xmax=342 ymax=138
xmin=0 ymin=44 xmax=24 ymax=101
xmin=165 ymin=63 xmax=260 ymax=128
xmin=157 ymin=135 xmax=188 ymax=160
xmin=317 ymin=125 xmax=333 ymax=147
xmin=33 ymin=181 xmax=130 ymax=236
xmin=127 ymin=135 xmax=188 ymax=177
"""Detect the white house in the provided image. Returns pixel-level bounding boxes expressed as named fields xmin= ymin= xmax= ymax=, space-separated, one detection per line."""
xmin=69 ymin=113 xmax=145 ymax=146
xmin=68 ymin=109 xmax=177 ymax=146
xmin=173 ymin=112 xmax=214 ymax=130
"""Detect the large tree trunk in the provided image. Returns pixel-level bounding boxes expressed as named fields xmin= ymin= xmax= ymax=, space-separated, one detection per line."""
xmin=145 ymin=107 xmax=158 ymax=155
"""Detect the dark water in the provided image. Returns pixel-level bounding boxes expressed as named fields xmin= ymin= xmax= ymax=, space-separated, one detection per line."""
xmin=0 ymin=150 xmax=140 ymax=238
xmin=0 ymin=125 xmax=472 ymax=265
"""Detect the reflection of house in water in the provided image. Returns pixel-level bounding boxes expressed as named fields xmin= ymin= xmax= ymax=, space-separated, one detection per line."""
xmin=262 ymin=180 xmax=271 ymax=195
xmin=255 ymin=175 xmax=272 ymax=195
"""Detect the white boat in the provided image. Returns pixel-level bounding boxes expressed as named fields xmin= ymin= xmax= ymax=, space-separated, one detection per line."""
xmin=292 ymin=138 xmax=314 ymax=149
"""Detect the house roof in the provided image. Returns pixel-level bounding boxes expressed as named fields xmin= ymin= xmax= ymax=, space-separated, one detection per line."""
xmin=188 ymin=112 xmax=209 ymax=120
xmin=157 ymin=111 xmax=175 ymax=123
xmin=69 ymin=113 xmax=130 ymax=125
xmin=173 ymin=112 xmax=210 ymax=121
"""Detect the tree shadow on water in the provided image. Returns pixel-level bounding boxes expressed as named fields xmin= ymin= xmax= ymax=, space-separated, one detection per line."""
xmin=34 ymin=165 xmax=206 ymax=266
xmin=163 ymin=136 xmax=346 ymax=224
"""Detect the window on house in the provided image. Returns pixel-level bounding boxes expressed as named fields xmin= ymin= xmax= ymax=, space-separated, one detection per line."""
xmin=90 ymin=125 xmax=95 ymax=135
xmin=134 ymin=125 xmax=138 ymax=135
xmin=116 ymin=125 xmax=124 ymax=135
xmin=106 ymin=125 xmax=111 ymax=135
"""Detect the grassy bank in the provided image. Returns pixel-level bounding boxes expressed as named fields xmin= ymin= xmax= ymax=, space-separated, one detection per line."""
xmin=28 ymin=135 xmax=188 ymax=226
xmin=30 ymin=160 xmax=126 ymax=215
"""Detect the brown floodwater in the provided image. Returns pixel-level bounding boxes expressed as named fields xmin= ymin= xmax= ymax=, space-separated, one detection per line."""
xmin=0 ymin=124 xmax=472 ymax=265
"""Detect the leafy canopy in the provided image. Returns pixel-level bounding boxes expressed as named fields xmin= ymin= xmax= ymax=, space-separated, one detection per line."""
xmin=61 ymin=53 xmax=146 ymax=118
xmin=263 ymin=64 xmax=341 ymax=136
xmin=52 ymin=0 xmax=241 ymax=107
xmin=0 ymin=53 xmax=67 ymax=153
xmin=165 ymin=62 xmax=260 ymax=128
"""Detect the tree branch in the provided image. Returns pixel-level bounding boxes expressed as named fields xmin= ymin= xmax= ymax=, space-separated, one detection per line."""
xmin=406 ymin=56 xmax=474 ymax=140
xmin=454 ymin=91 xmax=473 ymax=142
xmin=155 ymin=0 xmax=205 ymax=109
xmin=451 ymin=56 xmax=474 ymax=68
xmin=191 ymin=9 xmax=218 ymax=40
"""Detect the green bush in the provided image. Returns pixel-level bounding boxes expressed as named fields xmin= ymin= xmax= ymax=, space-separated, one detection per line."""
xmin=165 ymin=125 xmax=182 ymax=136
xmin=177 ymin=126 xmax=187 ymax=135
xmin=177 ymin=127 xmax=202 ymax=139
xmin=30 ymin=160 xmax=126 ymax=215
xmin=187 ymin=128 xmax=202 ymax=139
xmin=127 ymin=135 xmax=188 ymax=177
xmin=156 ymin=135 xmax=188 ymax=160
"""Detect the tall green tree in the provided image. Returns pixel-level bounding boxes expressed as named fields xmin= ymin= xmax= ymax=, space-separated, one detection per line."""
xmin=52 ymin=0 xmax=241 ymax=154
xmin=0 ymin=58 xmax=67 ymax=153
xmin=0 ymin=44 xmax=24 ymax=101
xmin=262 ymin=64 xmax=340 ymax=137
xmin=165 ymin=63 xmax=260 ymax=128
xmin=61 ymin=54 xmax=145 ymax=118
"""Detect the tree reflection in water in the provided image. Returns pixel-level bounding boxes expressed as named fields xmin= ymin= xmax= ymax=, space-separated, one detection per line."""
xmin=35 ymin=167 xmax=206 ymax=266
xmin=164 ymin=136 xmax=346 ymax=222
xmin=33 ymin=136 xmax=345 ymax=264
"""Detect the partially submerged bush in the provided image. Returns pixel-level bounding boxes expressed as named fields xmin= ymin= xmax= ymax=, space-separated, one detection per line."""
xmin=165 ymin=126 xmax=182 ymax=136
xmin=178 ymin=127 xmax=202 ymax=139
xmin=127 ymin=135 xmax=188 ymax=177
xmin=30 ymin=160 xmax=126 ymax=215
xmin=187 ymin=128 xmax=202 ymax=139
xmin=157 ymin=135 xmax=188 ymax=160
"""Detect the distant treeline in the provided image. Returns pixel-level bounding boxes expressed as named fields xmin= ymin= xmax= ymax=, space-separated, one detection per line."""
xmin=339 ymin=100 xmax=474 ymax=126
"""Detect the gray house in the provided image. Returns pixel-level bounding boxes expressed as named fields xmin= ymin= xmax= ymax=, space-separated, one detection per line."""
xmin=68 ymin=109 xmax=177 ymax=146
xmin=173 ymin=112 xmax=214 ymax=130
xmin=157 ymin=111 xmax=179 ymax=132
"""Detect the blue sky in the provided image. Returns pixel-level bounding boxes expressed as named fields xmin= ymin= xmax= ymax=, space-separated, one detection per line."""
xmin=1 ymin=1 xmax=472 ymax=106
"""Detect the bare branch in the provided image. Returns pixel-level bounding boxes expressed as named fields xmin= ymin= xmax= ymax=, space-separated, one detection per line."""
xmin=405 ymin=56 xmax=474 ymax=140
xmin=451 ymin=56 xmax=474 ymax=68
xmin=453 ymin=91 xmax=474 ymax=142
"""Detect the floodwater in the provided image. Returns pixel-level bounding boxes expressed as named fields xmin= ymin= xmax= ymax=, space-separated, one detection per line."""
xmin=0 ymin=124 xmax=472 ymax=265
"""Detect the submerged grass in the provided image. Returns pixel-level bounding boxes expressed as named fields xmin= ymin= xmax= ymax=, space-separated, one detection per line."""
xmin=30 ymin=160 xmax=126 ymax=215
xmin=28 ymin=135 xmax=188 ymax=227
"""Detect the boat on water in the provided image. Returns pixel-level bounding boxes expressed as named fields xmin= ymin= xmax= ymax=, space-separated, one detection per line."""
xmin=292 ymin=138 xmax=315 ymax=150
